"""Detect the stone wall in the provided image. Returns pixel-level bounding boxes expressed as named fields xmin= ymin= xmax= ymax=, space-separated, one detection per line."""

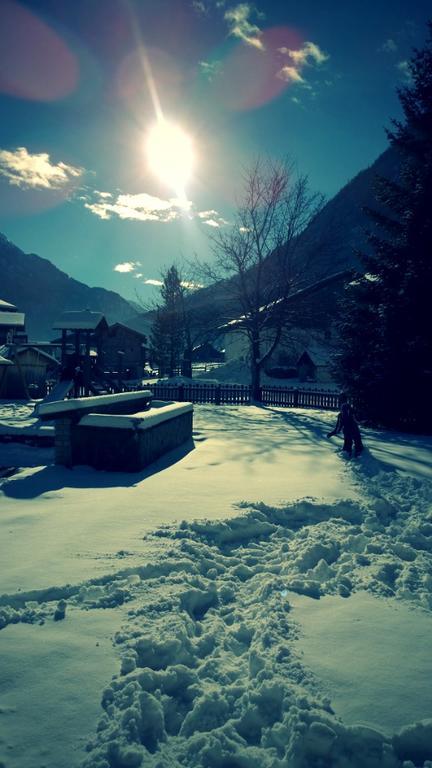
xmin=64 ymin=410 xmax=193 ymax=471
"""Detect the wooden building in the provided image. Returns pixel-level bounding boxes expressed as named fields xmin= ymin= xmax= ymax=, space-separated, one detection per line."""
xmin=0 ymin=344 xmax=60 ymax=398
xmin=296 ymin=344 xmax=334 ymax=383
xmin=98 ymin=323 xmax=147 ymax=379
xmin=0 ymin=299 xmax=27 ymax=344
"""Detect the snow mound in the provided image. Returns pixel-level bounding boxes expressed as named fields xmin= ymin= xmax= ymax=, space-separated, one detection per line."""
xmin=73 ymin=468 xmax=432 ymax=766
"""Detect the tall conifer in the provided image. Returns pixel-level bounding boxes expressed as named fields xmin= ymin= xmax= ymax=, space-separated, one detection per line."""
xmin=335 ymin=23 xmax=432 ymax=429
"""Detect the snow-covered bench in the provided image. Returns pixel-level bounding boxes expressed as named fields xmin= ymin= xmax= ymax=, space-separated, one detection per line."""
xmin=37 ymin=391 xmax=193 ymax=471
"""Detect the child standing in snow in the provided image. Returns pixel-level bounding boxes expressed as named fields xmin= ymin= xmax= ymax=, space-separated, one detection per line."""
xmin=327 ymin=395 xmax=363 ymax=458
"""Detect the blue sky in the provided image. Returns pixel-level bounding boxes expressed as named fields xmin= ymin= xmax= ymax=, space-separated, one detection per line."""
xmin=0 ymin=0 xmax=430 ymax=302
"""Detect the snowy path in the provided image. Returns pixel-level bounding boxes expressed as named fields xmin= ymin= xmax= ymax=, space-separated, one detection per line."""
xmin=0 ymin=403 xmax=431 ymax=768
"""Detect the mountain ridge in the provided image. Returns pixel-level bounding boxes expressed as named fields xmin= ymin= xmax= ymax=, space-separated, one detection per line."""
xmin=0 ymin=234 xmax=140 ymax=339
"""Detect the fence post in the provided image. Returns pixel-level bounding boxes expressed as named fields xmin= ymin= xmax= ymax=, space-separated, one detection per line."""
xmin=178 ymin=384 xmax=184 ymax=402
xmin=293 ymin=388 xmax=299 ymax=407
xmin=215 ymin=384 xmax=221 ymax=406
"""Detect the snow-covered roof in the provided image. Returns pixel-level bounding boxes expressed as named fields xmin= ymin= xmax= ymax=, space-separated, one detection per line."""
xmin=17 ymin=346 xmax=60 ymax=365
xmin=108 ymin=322 xmax=147 ymax=339
xmin=297 ymin=344 xmax=332 ymax=367
xmin=0 ymin=299 xmax=17 ymax=311
xmin=0 ymin=344 xmax=59 ymax=365
xmin=53 ymin=310 xmax=107 ymax=331
xmin=0 ymin=353 xmax=13 ymax=366
xmin=0 ymin=311 xmax=25 ymax=327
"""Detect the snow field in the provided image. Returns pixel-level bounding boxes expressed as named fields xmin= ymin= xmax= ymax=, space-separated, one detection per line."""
xmin=1 ymin=468 xmax=431 ymax=766
xmin=1 ymin=402 xmax=432 ymax=768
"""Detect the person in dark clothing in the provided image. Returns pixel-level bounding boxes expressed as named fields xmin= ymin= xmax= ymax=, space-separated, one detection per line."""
xmin=327 ymin=396 xmax=363 ymax=457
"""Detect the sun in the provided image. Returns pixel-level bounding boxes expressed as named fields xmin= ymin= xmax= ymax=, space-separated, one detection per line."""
xmin=146 ymin=119 xmax=194 ymax=202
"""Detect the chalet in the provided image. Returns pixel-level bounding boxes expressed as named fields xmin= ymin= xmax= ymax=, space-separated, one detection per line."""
xmin=191 ymin=342 xmax=224 ymax=363
xmin=0 ymin=299 xmax=27 ymax=344
xmin=296 ymin=344 xmax=334 ymax=383
xmin=0 ymin=344 xmax=60 ymax=398
xmin=98 ymin=323 xmax=147 ymax=378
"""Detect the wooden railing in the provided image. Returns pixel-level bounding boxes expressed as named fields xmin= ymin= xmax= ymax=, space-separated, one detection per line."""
xmin=149 ymin=383 xmax=341 ymax=410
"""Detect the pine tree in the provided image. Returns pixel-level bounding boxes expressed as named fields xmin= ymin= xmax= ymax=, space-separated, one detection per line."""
xmin=150 ymin=266 xmax=184 ymax=377
xmin=335 ymin=22 xmax=432 ymax=430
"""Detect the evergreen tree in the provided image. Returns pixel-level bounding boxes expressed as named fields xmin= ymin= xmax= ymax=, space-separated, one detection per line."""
xmin=335 ymin=22 xmax=432 ymax=430
xmin=150 ymin=266 xmax=184 ymax=376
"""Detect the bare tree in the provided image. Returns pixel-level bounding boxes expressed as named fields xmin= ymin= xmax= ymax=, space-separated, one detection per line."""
xmin=200 ymin=157 xmax=324 ymax=400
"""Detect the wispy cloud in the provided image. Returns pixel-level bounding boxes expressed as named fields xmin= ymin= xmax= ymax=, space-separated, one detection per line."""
xmin=380 ymin=38 xmax=398 ymax=53
xmin=199 ymin=60 xmax=223 ymax=81
xmin=277 ymin=66 xmax=305 ymax=84
xmin=197 ymin=209 xmax=229 ymax=227
xmin=84 ymin=191 xmax=192 ymax=222
xmin=279 ymin=41 xmax=329 ymax=66
xmin=276 ymin=41 xmax=329 ymax=90
xmin=224 ymin=4 xmax=264 ymax=50
xmin=142 ymin=278 xmax=163 ymax=286
xmin=0 ymin=147 xmax=83 ymax=190
xmin=136 ymin=277 xmax=203 ymax=291
xmin=114 ymin=261 xmax=140 ymax=273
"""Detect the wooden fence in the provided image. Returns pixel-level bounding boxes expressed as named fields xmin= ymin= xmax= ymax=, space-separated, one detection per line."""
xmin=149 ymin=383 xmax=341 ymax=410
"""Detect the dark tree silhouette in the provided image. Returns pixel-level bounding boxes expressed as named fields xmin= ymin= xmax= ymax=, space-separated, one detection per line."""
xmin=334 ymin=22 xmax=432 ymax=430
xmin=150 ymin=266 xmax=184 ymax=377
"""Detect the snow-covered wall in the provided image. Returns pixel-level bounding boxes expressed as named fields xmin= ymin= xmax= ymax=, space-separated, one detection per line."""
xmin=52 ymin=398 xmax=193 ymax=471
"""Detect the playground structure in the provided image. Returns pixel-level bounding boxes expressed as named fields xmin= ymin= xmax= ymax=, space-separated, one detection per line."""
xmin=37 ymin=390 xmax=193 ymax=471
xmin=51 ymin=310 xmax=148 ymax=401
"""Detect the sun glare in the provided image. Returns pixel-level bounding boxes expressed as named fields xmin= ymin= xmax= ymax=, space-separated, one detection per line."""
xmin=146 ymin=120 xmax=194 ymax=202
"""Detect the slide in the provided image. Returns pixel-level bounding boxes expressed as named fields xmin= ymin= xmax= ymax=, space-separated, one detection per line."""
xmin=34 ymin=379 xmax=74 ymax=415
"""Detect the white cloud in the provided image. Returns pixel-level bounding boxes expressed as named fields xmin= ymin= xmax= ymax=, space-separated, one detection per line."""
xmin=84 ymin=190 xmax=227 ymax=231
xmin=277 ymin=66 xmax=305 ymax=84
xmin=276 ymin=40 xmax=329 ymax=91
xmin=143 ymin=278 xmax=163 ymax=286
xmin=197 ymin=209 xmax=220 ymax=218
xmin=380 ymin=38 xmax=397 ymax=53
xmin=114 ymin=262 xmax=140 ymax=273
xmin=181 ymin=280 xmax=204 ymax=290
xmin=224 ymin=4 xmax=264 ymax=50
xmin=0 ymin=147 xmax=83 ymax=190
xmin=197 ymin=209 xmax=228 ymax=227
xmin=203 ymin=218 xmax=221 ymax=227
xmin=279 ymin=41 xmax=329 ymax=67
xmin=85 ymin=191 xmax=191 ymax=222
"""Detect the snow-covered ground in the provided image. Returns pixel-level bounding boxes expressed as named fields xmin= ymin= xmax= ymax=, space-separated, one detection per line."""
xmin=0 ymin=400 xmax=431 ymax=768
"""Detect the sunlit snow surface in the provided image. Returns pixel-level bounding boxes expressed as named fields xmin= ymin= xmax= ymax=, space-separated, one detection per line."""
xmin=0 ymin=401 xmax=432 ymax=768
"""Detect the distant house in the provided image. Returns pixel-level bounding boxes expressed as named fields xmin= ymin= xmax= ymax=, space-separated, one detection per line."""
xmin=191 ymin=342 xmax=224 ymax=363
xmin=0 ymin=299 xmax=27 ymax=344
xmin=98 ymin=323 xmax=147 ymax=378
xmin=296 ymin=344 xmax=334 ymax=383
xmin=0 ymin=344 xmax=60 ymax=398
